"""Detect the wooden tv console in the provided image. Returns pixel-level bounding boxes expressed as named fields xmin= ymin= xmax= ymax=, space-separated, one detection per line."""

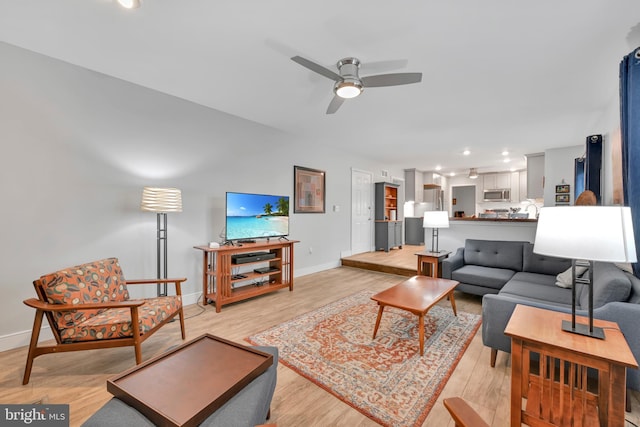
xmin=194 ymin=240 xmax=298 ymax=312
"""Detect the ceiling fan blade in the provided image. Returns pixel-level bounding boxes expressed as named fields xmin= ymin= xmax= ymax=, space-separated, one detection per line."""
xmin=326 ymin=95 xmax=345 ymax=114
xmin=361 ymin=72 xmax=422 ymax=88
xmin=291 ymin=56 xmax=342 ymax=82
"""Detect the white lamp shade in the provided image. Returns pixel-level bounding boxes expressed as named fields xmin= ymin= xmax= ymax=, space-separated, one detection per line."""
xmin=534 ymin=206 xmax=637 ymax=262
xmin=141 ymin=187 xmax=183 ymax=213
xmin=423 ymin=211 xmax=450 ymax=229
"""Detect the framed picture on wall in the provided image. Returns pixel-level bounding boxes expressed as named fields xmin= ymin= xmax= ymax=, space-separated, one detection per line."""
xmin=555 ymin=194 xmax=570 ymax=203
xmin=555 ymin=184 xmax=570 ymax=194
xmin=294 ymin=166 xmax=326 ymax=213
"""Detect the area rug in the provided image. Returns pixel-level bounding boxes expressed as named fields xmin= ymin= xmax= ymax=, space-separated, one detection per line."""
xmin=246 ymin=289 xmax=481 ymax=426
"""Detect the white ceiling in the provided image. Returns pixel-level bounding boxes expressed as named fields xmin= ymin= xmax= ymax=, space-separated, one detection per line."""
xmin=2 ymin=0 xmax=639 ymax=176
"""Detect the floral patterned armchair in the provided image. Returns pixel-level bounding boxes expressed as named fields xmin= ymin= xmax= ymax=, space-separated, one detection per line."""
xmin=22 ymin=257 xmax=186 ymax=384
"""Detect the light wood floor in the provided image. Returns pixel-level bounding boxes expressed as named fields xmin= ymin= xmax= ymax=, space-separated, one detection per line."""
xmin=4 ymin=246 xmax=639 ymax=426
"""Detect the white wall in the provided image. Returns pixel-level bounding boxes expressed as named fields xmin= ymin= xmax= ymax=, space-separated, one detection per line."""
xmin=451 ymin=186 xmax=475 ymax=216
xmin=447 ymin=175 xmax=480 ymax=215
xmin=0 ymin=42 xmax=398 ymax=350
xmin=543 ymin=145 xmax=584 ymax=206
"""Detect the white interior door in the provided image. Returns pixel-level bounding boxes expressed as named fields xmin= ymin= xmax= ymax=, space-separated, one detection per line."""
xmin=351 ymin=169 xmax=373 ymax=255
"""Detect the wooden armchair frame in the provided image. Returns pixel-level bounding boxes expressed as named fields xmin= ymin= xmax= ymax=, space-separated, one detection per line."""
xmin=443 ymin=397 xmax=490 ymax=427
xmin=23 ymin=277 xmax=186 ymax=385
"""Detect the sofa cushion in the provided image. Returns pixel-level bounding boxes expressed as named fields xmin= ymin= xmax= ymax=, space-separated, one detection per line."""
xmin=578 ymin=262 xmax=632 ymax=309
xmin=628 ymin=272 xmax=640 ymax=304
xmin=39 ymin=258 xmax=130 ymax=330
xmin=463 ymin=239 xmax=526 ymax=272
xmin=523 ymin=243 xmax=572 ymax=276
xmin=499 ymin=272 xmax=574 ymax=307
xmin=452 ymin=265 xmax=515 ymax=290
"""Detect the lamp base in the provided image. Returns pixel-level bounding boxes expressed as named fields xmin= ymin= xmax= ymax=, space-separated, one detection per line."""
xmin=561 ymin=320 xmax=605 ymax=340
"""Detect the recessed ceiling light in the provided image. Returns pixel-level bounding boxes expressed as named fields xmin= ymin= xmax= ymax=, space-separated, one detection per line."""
xmin=463 ymin=150 xmax=471 ymax=156
xmin=502 ymin=150 xmax=509 ymax=156
xmin=503 ymin=158 xmax=511 ymax=163
xmin=117 ymin=0 xmax=141 ymax=9
xmin=449 ymin=172 xmax=455 ymax=177
xmin=435 ymin=165 xmax=442 ymax=171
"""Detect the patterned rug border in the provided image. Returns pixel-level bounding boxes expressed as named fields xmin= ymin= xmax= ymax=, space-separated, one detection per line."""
xmin=246 ymin=289 xmax=482 ymax=426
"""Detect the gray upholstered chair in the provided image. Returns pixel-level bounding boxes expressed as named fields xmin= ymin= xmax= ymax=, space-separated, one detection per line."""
xmin=82 ymin=346 xmax=279 ymax=427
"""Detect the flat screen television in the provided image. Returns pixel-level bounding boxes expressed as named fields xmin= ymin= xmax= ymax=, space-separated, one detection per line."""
xmin=225 ymin=192 xmax=290 ymax=241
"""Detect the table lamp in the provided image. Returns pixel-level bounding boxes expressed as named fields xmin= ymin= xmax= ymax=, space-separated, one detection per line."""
xmin=533 ymin=206 xmax=636 ymax=339
xmin=423 ymin=211 xmax=449 ymax=253
xmin=141 ymin=187 xmax=183 ymax=296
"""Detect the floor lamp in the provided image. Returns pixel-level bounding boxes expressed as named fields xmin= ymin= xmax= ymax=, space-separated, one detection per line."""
xmin=533 ymin=206 xmax=636 ymax=339
xmin=423 ymin=211 xmax=450 ymax=253
xmin=141 ymin=187 xmax=183 ymax=296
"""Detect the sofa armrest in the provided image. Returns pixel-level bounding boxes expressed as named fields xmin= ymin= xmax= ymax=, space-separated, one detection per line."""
xmin=442 ymin=248 xmax=464 ymax=279
xmin=593 ymin=302 xmax=640 ymax=391
xmin=481 ymin=294 xmax=574 ymax=354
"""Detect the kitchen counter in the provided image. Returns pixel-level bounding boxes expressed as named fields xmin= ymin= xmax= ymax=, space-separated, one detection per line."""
xmin=451 ymin=217 xmax=537 ymax=222
xmin=433 ymin=217 xmax=538 ymax=253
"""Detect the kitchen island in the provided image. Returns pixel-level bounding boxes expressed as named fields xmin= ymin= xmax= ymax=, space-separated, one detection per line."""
xmin=434 ymin=218 xmax=538 ymax=253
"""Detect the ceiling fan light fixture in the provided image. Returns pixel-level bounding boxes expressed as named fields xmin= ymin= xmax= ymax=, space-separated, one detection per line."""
xmin=468 ymin=168 xmax=479 ymax=179
xmin=335 ymin=80 xmax=363 ymax=99
xmin=117 ymin=0 xmax=141 ymax=9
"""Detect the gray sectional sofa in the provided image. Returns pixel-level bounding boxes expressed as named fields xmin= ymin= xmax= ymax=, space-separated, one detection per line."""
xmin=441 ymin=239 xmax=571 ymax=296
xmin=442 ymin=239 xmax=640 ymax=393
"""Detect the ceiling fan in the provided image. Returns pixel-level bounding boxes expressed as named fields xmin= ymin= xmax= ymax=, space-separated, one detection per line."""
xmin=291 ymin=56 xmax=422 ymax=114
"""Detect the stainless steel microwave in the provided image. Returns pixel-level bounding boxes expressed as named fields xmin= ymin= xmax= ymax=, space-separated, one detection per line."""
xmin=483 ymin=189 xmax=510 ymax=202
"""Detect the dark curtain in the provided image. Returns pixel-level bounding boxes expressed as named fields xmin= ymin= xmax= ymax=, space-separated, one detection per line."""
xmin=585 ymin=135 xmax=603 ymax=203
xmin=574 ymin=158 xmax=585 ymax=201
xmin=620 ymin=48 xmax=640 ymax=277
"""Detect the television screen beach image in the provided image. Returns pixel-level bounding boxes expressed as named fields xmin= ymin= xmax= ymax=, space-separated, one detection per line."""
xmin=225 ymin=192 xmax=290 ymax=240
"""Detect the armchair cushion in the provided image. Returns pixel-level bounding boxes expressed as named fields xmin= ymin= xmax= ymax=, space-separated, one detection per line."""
xmin=39 ymin=258 xmax=130 ymax=330
xmin=59 ymin=296 xmax=182 ymax=342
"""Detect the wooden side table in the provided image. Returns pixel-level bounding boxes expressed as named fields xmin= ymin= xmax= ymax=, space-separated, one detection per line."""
xmin=415 ymin=250 xmax=451 ymax=278
xmin=504 ymin=305 xmax=638 ymax=427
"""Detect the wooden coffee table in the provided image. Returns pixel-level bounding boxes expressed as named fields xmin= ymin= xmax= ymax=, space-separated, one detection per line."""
xmin=371 ymin=275 xmax=459 ymax=356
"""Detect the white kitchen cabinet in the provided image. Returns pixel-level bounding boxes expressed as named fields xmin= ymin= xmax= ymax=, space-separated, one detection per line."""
xmin=483 ymin=172 xmax=511 ymax=190
xmin=519 ymin=170 xmax=528 ymax=201
xmin=510 ymin=171 xmax=520 ymax=202
xmin=526 ymin=153 xmax=545 ymax=199
xmin=404 ymin=169 xmax=424 ymax=202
